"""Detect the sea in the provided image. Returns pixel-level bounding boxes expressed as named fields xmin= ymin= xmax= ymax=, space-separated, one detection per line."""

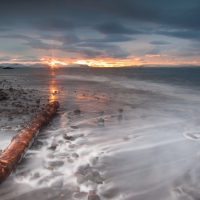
xmin=1 ymin=66 xmax=200 ymax=200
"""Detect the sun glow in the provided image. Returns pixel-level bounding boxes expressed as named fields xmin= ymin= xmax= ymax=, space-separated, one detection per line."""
xmin=41 ymin=58 xmax=68 ymax=67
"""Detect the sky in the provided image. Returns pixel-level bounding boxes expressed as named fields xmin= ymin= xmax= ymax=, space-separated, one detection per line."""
xmin=0 ymin=0 xmax=200 ymax=67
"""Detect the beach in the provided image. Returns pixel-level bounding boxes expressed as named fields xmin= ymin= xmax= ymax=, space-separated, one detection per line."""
xmin=1 ymin=66 xmax=200 ymax=200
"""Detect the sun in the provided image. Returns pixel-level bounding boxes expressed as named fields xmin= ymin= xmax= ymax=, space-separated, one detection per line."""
xmin=41 ymin=58 xmax=68 ymax=67
xmin=50 ymin=60 xmax=56 ymax=67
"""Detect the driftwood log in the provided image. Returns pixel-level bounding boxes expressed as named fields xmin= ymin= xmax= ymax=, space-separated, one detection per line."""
xmin=0 ymin=101 xmax=59 ymax=185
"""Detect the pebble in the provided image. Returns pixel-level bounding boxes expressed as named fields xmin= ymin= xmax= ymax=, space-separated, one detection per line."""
xmin=29 ymin=172 xmax=40 ymax=181
xmin=49 ymin=160 xmax=64 ymax=167
xmin=118 ymin=109 xmax=123 ymax=113
xmin=51 ymin=180 xmax=63 ymax=188
xmin=101 ymin=187 xmax=120 ymax=198
xmin=76 ymin=173 xmax=88 ymax=184
xmin=86 ymin=173 xmax=95 ymax=181
xmin=79 ymin=133 xmax=84 ymax=137
xmin=72 ymin=152 xmax=79 ymax=158
xmin=63 ymin=133 xmax=75 ymax=141
xmin=71 ymin=125 xmax=79 ymax=129
xmin=73 ymin=191 xmax=87 ymax=199
xmin=52 ymin=171 xmax=64 ymax=176
xmin=74 ymin=109 xmax=81 ymax=115
xmin=88 ymin=194 xmax=101 ymax=200
xmin=48 ymin=143 xmax=58 ymax=150
xmin=89 ymin=157 xmax=98 ymax=166
xmin=98 ymin=118 xmax=104 ymax=124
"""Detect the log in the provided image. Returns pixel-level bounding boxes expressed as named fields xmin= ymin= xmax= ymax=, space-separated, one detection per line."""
xmin=0 ymin=101 xmax=59 ymax=185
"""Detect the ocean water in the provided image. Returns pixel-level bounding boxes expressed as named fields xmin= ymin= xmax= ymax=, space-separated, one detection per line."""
xmin=1 ymin=66 xmax=200 ymax=200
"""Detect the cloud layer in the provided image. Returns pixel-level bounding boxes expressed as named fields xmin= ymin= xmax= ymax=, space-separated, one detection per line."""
xmin=0 ymin=0 xmax=200 ymax=65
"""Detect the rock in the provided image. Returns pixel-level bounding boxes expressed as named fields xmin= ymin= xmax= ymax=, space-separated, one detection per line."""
xmin=51 ymin=180 xmax=63 ymax=188
xmin=68 ymin=144 xmax=76 ymax=149
xmin=48 ymin=143 xmax=58 ymax=150
xmin=68 ymin=158 xmax=74 ymax=163
xmin=101 ymin=188 xmax=120 ymax=199
xmin=98 ymin=118 xmax=104 ymax=124
xmin=74 ymin=109 xmax=81 ymax=115
xmin=92 ymin=171 xmax=100 ymax=177
xmin=72 ymin=153 xmax=79 ymax=158
xmin=63 ymin=134 xmax=75 ymax=141
xmin=118 ymin=109 xmax=123 ymax=113
xmin=29 ymin=172 xmax=40 ymax=181
xmin=88 ymin=194 xmax=101 ymax=200
xmin=52 ymin=171 xmax=63 ymax=176
xmin=89 ymin=157 xmax=98 ymax=166
xmin=49 ymin=160 xmax=64 ymax=167
xmin=86 ymin=173 xmax=94 ymax=181
xmin=0 ymin=90 xmax=8 ymax=100
xmin=118 ymin=114 xmax=123 ymax=121
xmin=73 ymin=192 xmax=87 ymax=199
xmin=96 ymin=180 xmax=103 ymax=184
xmin=36 ymin=99 xmax=40 ymax=104
xmin=76 ymin=173 xmax=88 ymax=184
xmin=71 ymin=125 xmax=79 ymax=129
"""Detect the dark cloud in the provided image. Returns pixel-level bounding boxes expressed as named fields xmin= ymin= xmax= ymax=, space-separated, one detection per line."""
xmin=76 ymin=42 xmax=130 ymax=58
xmin=156 ymin=30 xmax=200 ymax=41
xmin=1 ymin=0 xmax=200 ymax=62
xmin=150 ymin=41 xmax=171 ymax=45
xmin=34 ymin=19 xmax=77 ymax=31
xmin=86 ymin=35 xmax=135 ymax=43
xmin=0 ymin=33 xmax=129 ymax=59
xmin=95 ymin=22 xmax=143 ymax=35
xmin=146 ymin=48 xmax=161 ymax=55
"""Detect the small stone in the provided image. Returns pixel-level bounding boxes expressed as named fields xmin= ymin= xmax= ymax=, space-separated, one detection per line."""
xmin=101 ymin=188 xmax=120 ymax=199
xmin=49 ymin=160 xmax=64 ymax=167
xmin=36 ymin=99 xmax=40 ymax=104
xmin=72 ymin=152 xmax=79 ymax=158
xmin=98 ymin=118 xmax=104 ymax=124
xmin=63 ymin=134 xmax=75 ymax=141
xmin=76 ymin=173 xmax=88 ymax=184
xmin=96 ymin=180 xmax=103 ymax=184
xmin=51 ymin=180 xmax=63 ymax=188
xmin=92 ymin=171 xmax=101 ymax=179
xmin=52 ymin=171 xmax=63 ymax=176
xmin=88 ymin=194 xmax=101 ymax=200
xmin=89 ymin=157 xmax=98 ymax=166
xmin=79 ymin=133 xmax=84 ymax=137
xmin=68 ymin=158 xmax=74 ymax=163
xmin=89 ymin=190 xmax=96 ymax=195
xmin=73 ymin=192 xmax=87 ymax=199
xmin=74 ymin=109 xmax=81 ymax=115
xmin=86 ymin=173 xmax=94 ymax=181
xmin=68 ymin=144 xmax=77 ymax=149
xmin=48 ymin=143 xmax=58 ymax=150
xmin=71 ymin=126 xmax=78 ymax=129
xmin=118 ymin=109 xmax=123 ymax=113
